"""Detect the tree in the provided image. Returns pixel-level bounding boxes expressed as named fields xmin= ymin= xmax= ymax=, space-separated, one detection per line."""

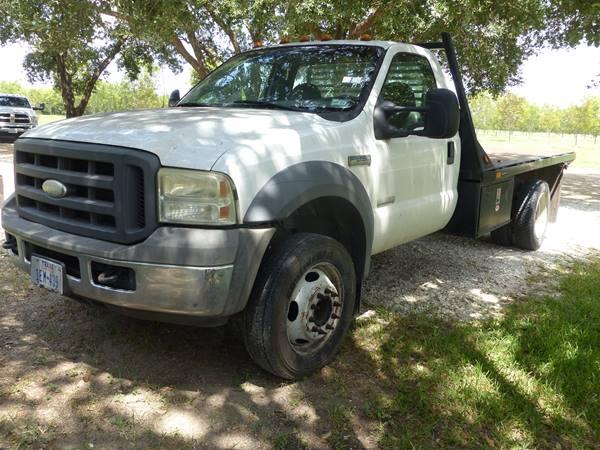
xmin=579 ymin=98 xmax=600 ymax=143
xmin=539 ymin=105 xmax=562 ymax=134
xmin=470 ymin=92 xmax=498 ymax=130
xmin=0 ymin=0 xmax=159 ymax=117
xmin=495 ymin=93 xmax=527 ymax=142
xmin=86 ymin=71 xmax=165 ymax=113
xmin=96 ymin=0 xmax=598 ymax=94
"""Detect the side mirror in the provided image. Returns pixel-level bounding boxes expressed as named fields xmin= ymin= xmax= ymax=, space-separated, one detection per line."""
xmin=422 ymin=88 xmax=459 ymax=138
xmin=168 ymin=89 xmax=180 ymax=107
xmin=32 ymin=102 xmax=45 ymax=111
xmin=374 ymin=88 xmax=459 ymax=140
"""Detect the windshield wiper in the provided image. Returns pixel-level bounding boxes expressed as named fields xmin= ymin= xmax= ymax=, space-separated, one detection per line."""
xmin=228 ymin=100 xmax=304 ymax=112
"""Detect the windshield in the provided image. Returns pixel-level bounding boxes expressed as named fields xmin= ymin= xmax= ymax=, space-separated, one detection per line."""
xmin=0 ymin=96 xmax=30 ymax=108
xmin=179 ymin=45 xmax=384 ymax=119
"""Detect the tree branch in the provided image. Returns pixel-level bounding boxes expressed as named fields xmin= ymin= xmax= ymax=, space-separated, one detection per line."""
xmin=349 ymin=3 xmax=392 ymax=37
xmin=206 ymin=8 xmax=241 ymax=53
xmin=171 ymin=35 xmax=208 ymax=77
xmin=186 ymin=30 xmax=205 ymax=65
xmin=75 ymin=40 xmax=124 ymax=116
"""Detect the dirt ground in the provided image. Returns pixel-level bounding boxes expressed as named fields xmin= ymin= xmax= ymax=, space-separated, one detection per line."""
xmin=1 ymin=141 xmax=599 ymax=448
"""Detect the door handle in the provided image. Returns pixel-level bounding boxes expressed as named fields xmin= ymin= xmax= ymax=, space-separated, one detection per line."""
xmin=447 ymin=142 xmax=455 ymax=165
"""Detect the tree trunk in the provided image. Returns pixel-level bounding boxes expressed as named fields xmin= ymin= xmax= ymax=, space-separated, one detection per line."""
xmin=171 ymin=36 xmax=209 ymax=79
xmin=55 ymin=53 xmax=77 ymax=118
xmin=54 ymin=42 xmax=123 ymax=118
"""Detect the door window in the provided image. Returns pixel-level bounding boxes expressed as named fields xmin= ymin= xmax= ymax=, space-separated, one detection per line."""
xmin=380 ymin=53 xmax=437 ymax=129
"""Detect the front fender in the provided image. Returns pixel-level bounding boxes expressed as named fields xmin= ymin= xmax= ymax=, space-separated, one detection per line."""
xmin=244 ymin=161 xmax=374 ymax=276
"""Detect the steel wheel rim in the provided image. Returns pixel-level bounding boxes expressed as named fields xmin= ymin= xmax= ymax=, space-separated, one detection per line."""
xmin=534 ymin=190 xmax=549 ymax=241
xmin=286 ymin=262 xmax=343 ymax=355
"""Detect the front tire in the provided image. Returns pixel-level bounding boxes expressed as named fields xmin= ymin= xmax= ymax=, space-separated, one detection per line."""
xmin=242 ymin=233 xmax=356 ymax=379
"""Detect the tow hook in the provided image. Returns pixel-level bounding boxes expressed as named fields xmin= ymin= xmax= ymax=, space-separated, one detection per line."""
xmin=96 ymin=268 xmax=132 ymax=289
xmin=2 ymin=235 xmax=18 ymax=253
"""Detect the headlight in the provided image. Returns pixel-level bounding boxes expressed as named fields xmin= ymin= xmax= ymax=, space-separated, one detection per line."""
xmin=158 ymin=168 xmax=237 ymax=225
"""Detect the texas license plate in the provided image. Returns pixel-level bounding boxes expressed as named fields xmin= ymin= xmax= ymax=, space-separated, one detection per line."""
xmin=31 ymin=256 xmax=64 ymax=294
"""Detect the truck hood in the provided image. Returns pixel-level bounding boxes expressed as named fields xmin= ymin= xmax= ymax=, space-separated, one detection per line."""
xmin=0 ymin=106 xmax=33 ymax=115
xmin=22 ymin=107 xmax=336 ymax=170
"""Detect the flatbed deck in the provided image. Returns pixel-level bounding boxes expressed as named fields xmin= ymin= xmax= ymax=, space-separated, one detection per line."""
xmin=485 ymin=151 xmax=575 ymax=183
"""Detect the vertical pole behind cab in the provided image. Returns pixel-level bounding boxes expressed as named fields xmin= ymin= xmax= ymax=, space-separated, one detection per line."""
xmin=417 ymin=33 xmax=498 ymax=237
xmin=417 ymin=33 xmax=491 ymax=181
xmin=439 ymin=32 xmax=491 ymax=181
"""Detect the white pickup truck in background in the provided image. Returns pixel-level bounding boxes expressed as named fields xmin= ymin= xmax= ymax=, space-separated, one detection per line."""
xmin=0 ymin=93 xmax=44 ymax=141
xmin=2 ymin=34 xmax=574 ymax=379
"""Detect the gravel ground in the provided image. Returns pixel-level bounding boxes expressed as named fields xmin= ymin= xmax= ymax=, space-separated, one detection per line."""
xmin=364 ymin=167 xmax=600 ymax=320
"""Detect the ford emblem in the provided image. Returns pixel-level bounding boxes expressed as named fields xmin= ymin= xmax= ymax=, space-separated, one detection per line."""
xmin=42 ymin=179 xmax=68 ymax=199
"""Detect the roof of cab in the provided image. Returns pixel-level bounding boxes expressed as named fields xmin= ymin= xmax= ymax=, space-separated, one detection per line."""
xmin=258 ymin=39 xmax=398 ymax=50
xmin=0 ymin=93 xmax=27 ymax=98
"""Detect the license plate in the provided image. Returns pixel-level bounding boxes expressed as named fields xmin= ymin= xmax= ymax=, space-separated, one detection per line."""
xmin=31 ymin=256 xmax=64 ymax=294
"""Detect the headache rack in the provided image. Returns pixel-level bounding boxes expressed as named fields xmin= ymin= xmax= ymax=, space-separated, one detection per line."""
xmin=416 ymin=33 xmax=575 ymax=237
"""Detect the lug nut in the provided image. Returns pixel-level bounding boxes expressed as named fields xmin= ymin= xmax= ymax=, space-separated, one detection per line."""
xmin=326 ymin=324 xmax=334 ymax=330
xmin=325 ymin=288 xmax=338 ymax=297
xmin=333 ymin=301 xmax=341 ymax=307
xmin=308 ymin=317 xmax=315 ymax=323
xmin=331 ymin=313 xmax=340 ymax=319
xmin=317 ymin=293 xmax=328 ymax=300
xmin=310 ymin=304 xmax=316 ymax=310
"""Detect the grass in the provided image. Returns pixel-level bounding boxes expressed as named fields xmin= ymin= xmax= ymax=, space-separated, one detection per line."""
xmin=349 ymin=258 xmax=600 ymax=448
xmin=37 ymin=114 xmax=65 ymax=125
xmin=478 ymin=129 xmax=600 ymax=169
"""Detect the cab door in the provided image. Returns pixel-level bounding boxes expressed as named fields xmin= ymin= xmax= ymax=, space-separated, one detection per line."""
xmin=370 ymin=50 xmax=457 ymax=253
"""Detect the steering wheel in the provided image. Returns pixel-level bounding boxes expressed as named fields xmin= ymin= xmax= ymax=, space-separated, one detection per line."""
xmin=290 ymin=83 xmax=322 ymax=101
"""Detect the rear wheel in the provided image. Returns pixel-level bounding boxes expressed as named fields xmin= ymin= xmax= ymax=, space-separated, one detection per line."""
xmin=242 ymin=233 xmax=356 ymax=379
xmin=512 ymin=180 xmax=550 ymax=250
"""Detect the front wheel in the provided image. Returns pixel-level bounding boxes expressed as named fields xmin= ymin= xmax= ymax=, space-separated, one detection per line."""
xmin=242 ymin=233 xmax=356 ymax=379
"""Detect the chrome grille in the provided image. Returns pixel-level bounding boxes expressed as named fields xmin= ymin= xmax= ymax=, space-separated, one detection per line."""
xmin=0 ymin=113 xmax=31 ymax=124
xmin=14 ymin=139 xmax=159 ymax=244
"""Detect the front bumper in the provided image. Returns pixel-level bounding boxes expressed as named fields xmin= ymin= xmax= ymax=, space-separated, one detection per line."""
xmin=0 ymin=125 xmax=34 ymax=135
xmin=2 ymin=196 xmax=274 ymax=321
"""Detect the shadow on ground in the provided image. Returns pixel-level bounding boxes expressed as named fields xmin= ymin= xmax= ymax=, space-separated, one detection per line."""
xmin=1 ymin=255 xmax=599 ymax=448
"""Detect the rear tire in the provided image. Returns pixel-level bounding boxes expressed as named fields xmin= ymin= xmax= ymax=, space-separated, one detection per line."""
xmin=242 ymin=233 xmax=356 ymax=379
xmin=512 ymin=180 xmax=550 ymax=250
